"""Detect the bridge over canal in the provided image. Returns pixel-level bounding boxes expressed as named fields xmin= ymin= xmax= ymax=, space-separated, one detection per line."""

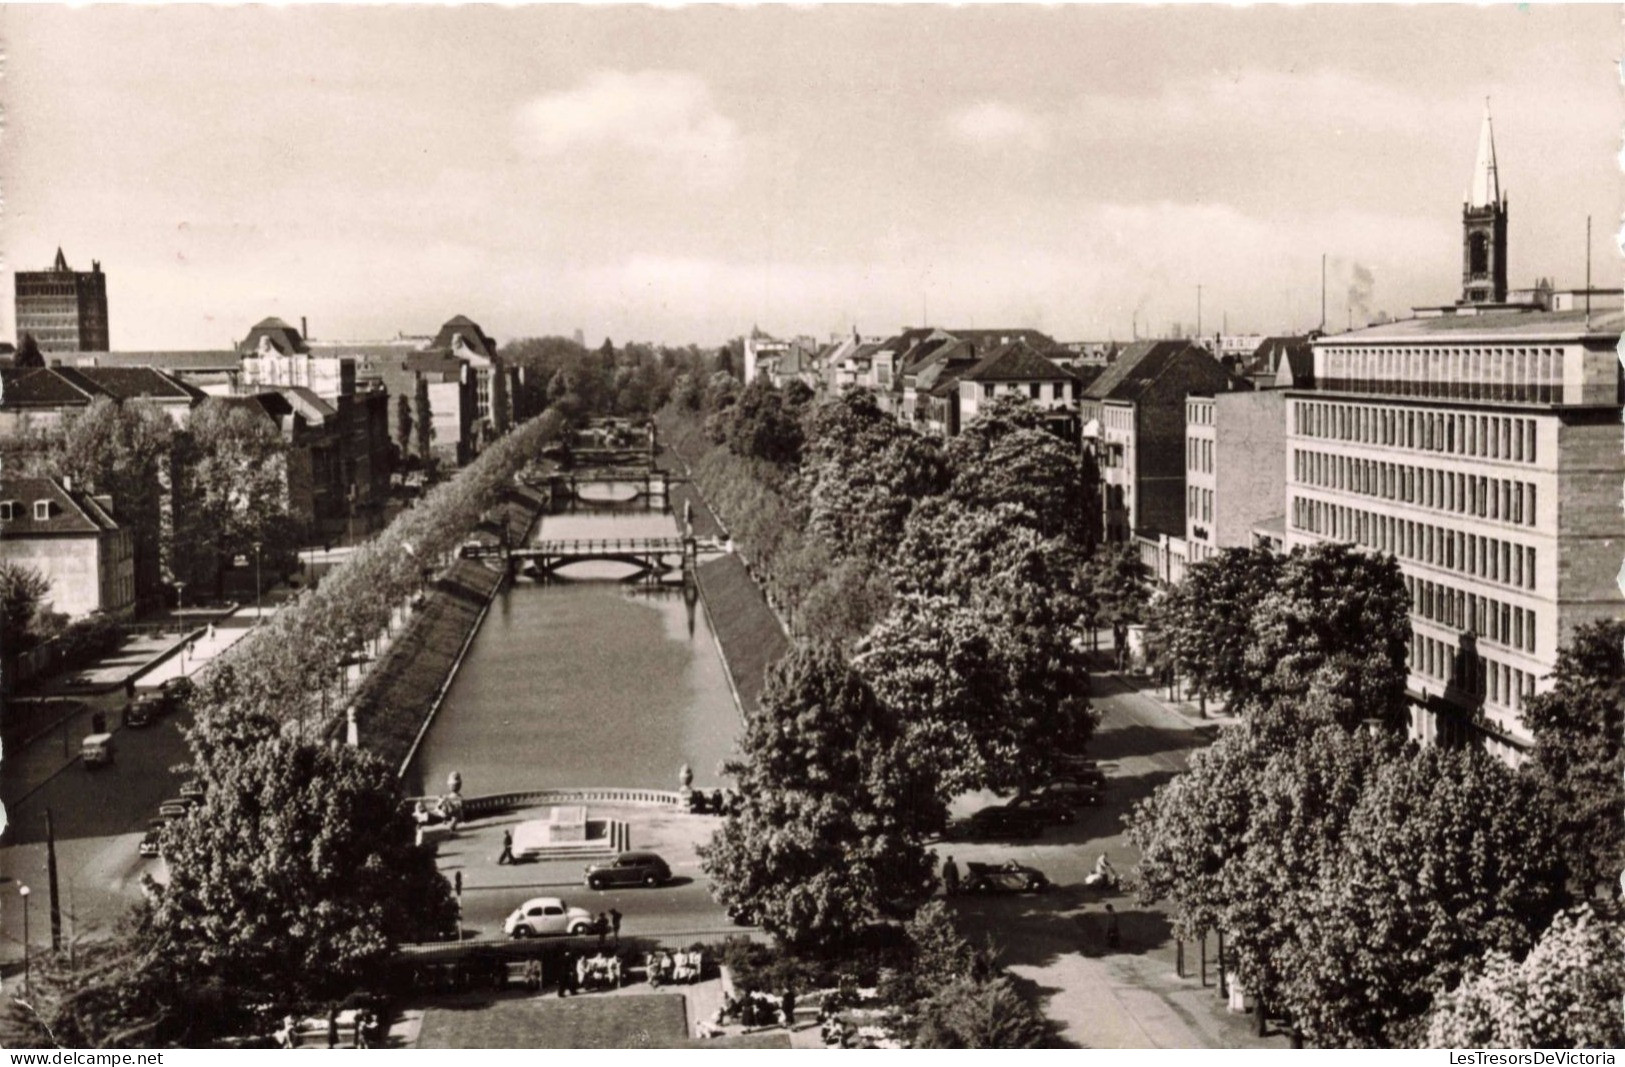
xmin=462 ymin=534 xmax=728 ymax=581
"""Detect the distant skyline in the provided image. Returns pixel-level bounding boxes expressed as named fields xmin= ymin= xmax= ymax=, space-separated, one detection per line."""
xmin=2 ymin=5 xmax=1619 ymax=350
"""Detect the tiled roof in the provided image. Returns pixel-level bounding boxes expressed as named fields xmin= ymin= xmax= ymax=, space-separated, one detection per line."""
xmin=430 ymin=316 xmax=497 ymax=361
xmin=959 ymin=338 xmax=1074 ymax=382
xmin=1083 ymin=340 xmax=1204 ymax=403
xmin=1331 ymin=308 xmax=1625 ymax=342
xmin=280 ymin=386 xmax=337 ymax=422
xmin=1 ymin=367 xmax=99 ymax=407
xmin=70 ymin=366 xmax=203 ymax=402
xmin=239 ymin=318 xmax=309 ymax=357
xmin=0 ymin=476 xmax=118 ymax=537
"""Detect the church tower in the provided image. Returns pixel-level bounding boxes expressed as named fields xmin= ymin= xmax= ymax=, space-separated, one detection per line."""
xmin=1461 ymin=100 xmax=1508 ymax=304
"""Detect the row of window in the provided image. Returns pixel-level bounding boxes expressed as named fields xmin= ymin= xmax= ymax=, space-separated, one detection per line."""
xmin=1292 ymin=449 xmax=1537 ymax=528
xmin=979 ymin=381 xmax=1076 ymax=401
xmin=1187 ymin=401 xmax=1215 ymax=426
xmin=1187 ymin=435 xmax=1214 ymax=474
xmin=1320 ymin=344 xmax=1565 ymax=394
xmin=1293 ymin=400 xmax=1538 ymax=464
xmin=1186 ymin=486 xmax=1213 ymax=524
xmin=1411 ymin=630 xmax=1536 ymax=714
xmin=0 ymin=500 xmax=53 ymax=522
xmin=1405 ymin=573 xmax=1536 ymax=654
xmin=1290 ymin=496 xmax=1537 ymax=592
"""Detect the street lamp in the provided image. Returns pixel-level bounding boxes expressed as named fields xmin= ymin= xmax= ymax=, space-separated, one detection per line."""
xmin=175 ymin=580 xmax=187 ymax=611
xmin=252 ymin=541 xmax=264 ymax=624
xmin=18 ymin=885 xmax=31 ymax=999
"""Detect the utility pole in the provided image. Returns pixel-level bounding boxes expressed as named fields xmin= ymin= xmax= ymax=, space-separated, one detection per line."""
xmin=45 ymin=809 xmax=61 ymax=952
xmin=1196 ymin=284 xmax=1203 ymax=338
xmin=1320 ymin=254 xmax=1327 ymax=333
xmin=1585 ymin=215 xmax=1593 ymax=328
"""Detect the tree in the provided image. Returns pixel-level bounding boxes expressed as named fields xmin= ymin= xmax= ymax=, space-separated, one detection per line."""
xmin=807 ymin=417 xmax=948 ymax=563
xmin=0 ymin=938 xmax=163 ymax=1048
xmin=1143 ymin=547 xmax=1283 ymax=708
xmin=137 ymin=736 xmax=457 ymax=1028
xmin=700 ymin=642 xmax=942 ymax=950
xmin=1425 ymin=905 xmax=1625 ymax=1049
xmin=176 ymin=399 xmax=294 ymax=599
xmin=599 ymin=337 xmax=616 ymax=368
xmin=15 ymin=332 xmax=44 ymax=368
xmin=716 ymin=344 xmax=736 ymax=378
xmin=0 ymin=560 xmax=52 ymax=653
xmin=1083 ymin=543 xmax=1147 ymax=666
xmin=1243 ymin=542 xmax=1411 ymax=738
xmin=413 ymin=376 xmax=434 ymax=461
xmin=1283 ymin=745 xmax=1569 ymax=1047
xmin=394 ymin=393 xmax=414 ymax=464
xmin=51 ymin=397 xmax=176 ymax=606
xmin=911 ymin=976 xmax=1050 ymax=1049
xmin=945 ymin=396 xmax=1089 ymax=544
xmin=1523 ymin=619 xmax=1625 ymax=895
xmin=725 ymin=378 xmax=803 ymax=466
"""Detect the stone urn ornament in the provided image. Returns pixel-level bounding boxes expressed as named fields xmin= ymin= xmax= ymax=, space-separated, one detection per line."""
xmin=446 ymin=771 xmax=463 ymax=796
xmin=679 ymin=763 xmax=694 ymax=790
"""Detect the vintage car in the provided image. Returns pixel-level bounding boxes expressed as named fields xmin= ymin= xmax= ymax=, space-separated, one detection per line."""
xmin=962 ymin=861 xmax=1051 ymax=895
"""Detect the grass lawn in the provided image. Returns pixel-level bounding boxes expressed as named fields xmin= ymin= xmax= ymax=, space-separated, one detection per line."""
xmin=418 ymin=993 xmax=689 ymax=1048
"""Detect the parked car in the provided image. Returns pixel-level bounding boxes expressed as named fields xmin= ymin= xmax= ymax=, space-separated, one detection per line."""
xmin=504 ymin=897 xmax=596 ymax=939
xmin=1054 ymin=758 xmax=1107 ymax=787
xmin=1005 ymin=793 xmax=1077 ymax=825
xmin=943 ymin=806 xmax=1045 ymax=842
xmin=585 ymin=851 xmax=672 ymax=890
xmin=1037 ymin=779 xmax=1103 ymax=807
xmin=124 ymin=695 xmax=161 ymax=728
xmin=138 ymin=819 xmax=166 ymax=859
xmin=158 ymin=797 xmax=198 ymax=820
xmin=962 ymin=861 xmax=1051 ymax=895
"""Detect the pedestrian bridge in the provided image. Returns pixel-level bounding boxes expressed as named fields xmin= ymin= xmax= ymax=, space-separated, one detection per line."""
xmin=461 ymin=535 xmax=728 ymax=580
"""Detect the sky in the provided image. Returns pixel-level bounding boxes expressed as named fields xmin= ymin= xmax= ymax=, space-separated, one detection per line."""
xmin=2 ymin=5 xmax=1619 ymax=350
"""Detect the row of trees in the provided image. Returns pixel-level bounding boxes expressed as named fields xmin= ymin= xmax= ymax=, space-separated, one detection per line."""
xmin=690 ymin=387 xmax=1097 ymax=965
xmin=2 ymin=409 xmax=570 ymax=1046
xmin=1131 ymin=545 xmax=1624 ymax=1047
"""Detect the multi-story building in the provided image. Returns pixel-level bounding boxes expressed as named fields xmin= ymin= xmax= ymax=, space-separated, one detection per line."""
xmin=1185 ymin=391 xmax=1287 ymax=568
xmin=956 ymin=339 xmax=1081 ymax=441
xmin=0 ymin=475 xmax=134 ymax=618
xmin=14 ymin=249 xmax=109 ymax=353
xmin=0 ymin=365 xmax=204 ymax=436
xmin=1081 ymin=340 xmax=1242 ymax=546
xmin=1283 ymin=107 xmax=1625 ymax=760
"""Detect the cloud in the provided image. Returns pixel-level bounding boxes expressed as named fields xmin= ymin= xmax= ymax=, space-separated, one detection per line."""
xmin=514 ymin=70 xmax=741 ymax=189
xmin=942 ymin=101 xmax=1052 ymax=151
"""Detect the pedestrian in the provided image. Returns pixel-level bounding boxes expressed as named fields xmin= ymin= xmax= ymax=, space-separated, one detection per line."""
xmin=454 ymin=870 xmax=463 ymax=896
xmin=558 ymin=951 xmax=572 ymax=997
xmin=596 ymin=912 xmax=609 ymax=952
xmin=326 ymin=1005 xmax=338 ymax=1049
xmin=498 ymin=829 xmax=514 ymax=865
xmin=710 ymin=788 xmax=724 ymax=814
xmin=941 ymin=855 xmax=960 ymax=897
xmin=353 ymin=1009 xmax=369 ymax=1049
xmin=1104 ymin=903 xmax=1121 ymax=950
xmin=525 ymin=958 xmax=543 ymax=993
xmin=206 ymin=622 xmax=216 ymax=642
xmin=781 ymin=988 xmax=797 ymax=1030
xmin=609 ymin=908 xmax=622 ymax=945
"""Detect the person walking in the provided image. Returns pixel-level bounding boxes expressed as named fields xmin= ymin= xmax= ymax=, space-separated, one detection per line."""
xmin=941 ymin=855 xmax=960 ymax=897
xmin=326 ymin=1006 xmax=339 ymax=1049
xmin=781 ymin=988 xmax=797 ymax=1031
xmin=1104 ymin=903 xmax=1121 ymax=950
xmin=595 ymin=912 xmax=609 ymax=953
xmin=498 ymin=829 xmax=514 ymax=865
xmin=609 ymin=908 xmax=622 ymax=945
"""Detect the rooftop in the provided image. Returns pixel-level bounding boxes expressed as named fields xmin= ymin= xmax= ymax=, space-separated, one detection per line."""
xmin=0 ymin=476 xmax=120 ymax=537
xmin=1318 ymin=308 xmax=1625 ymax=344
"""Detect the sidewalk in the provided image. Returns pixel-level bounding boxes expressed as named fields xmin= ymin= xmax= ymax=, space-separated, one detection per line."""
xmin=0 ymin=589 xmax=298 ymax=810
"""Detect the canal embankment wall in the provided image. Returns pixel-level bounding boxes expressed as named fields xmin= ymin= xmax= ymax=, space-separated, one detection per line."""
xmin=345 ymin=484 xmax=550 ymax=775
xmin=661 ymin=459 xmax=790 ymax=719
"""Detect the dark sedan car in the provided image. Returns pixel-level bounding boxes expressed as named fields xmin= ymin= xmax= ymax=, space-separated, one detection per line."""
xmin=1005 ymin=793 xmax=1077 ymax=825
xmin=138 ymin=819 xmax=166 ymax=859
xmin=943 ymin=806 xmax=1045 ymax=842
xmin=584 ymin=850 xmax=672 ymax=889
xmin=962 ymin=861 xmax=1051 ymax=894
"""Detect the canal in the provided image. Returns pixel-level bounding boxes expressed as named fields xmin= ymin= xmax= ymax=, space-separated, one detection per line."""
xmin=406 ymin=485 xmax=742 ymax=799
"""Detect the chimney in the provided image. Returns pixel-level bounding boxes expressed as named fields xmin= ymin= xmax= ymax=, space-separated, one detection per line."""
xmin=61 ymin=475 xmax=73 ymax=493
xmin=301 ymin=316 xmax=309 ymax=340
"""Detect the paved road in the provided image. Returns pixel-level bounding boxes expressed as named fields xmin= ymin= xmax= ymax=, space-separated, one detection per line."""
xmin=941 ymin=671 xmax=1281 ymax=1049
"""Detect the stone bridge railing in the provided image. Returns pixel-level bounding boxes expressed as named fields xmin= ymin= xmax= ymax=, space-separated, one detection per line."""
xmin=405 ymin=787 xmax=687 ymax=817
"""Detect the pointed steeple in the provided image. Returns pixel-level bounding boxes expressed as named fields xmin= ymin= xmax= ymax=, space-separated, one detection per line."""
xmin=52 ymin=247 xmax=69 ymax=272
xmin=1468 ymin=98 xmax=1500 ymax=208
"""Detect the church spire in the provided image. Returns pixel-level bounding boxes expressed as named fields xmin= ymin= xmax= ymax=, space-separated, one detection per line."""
xmin=52 ymin=247 xmax=68 ymax=272
xmin=1468 ymin=98 xmax=1500 ymax=208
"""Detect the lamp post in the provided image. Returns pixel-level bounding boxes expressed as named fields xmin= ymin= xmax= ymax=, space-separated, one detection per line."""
xmin=252 ymin=541 xmax=263 ymax=625
xmin=18 ymin=885 xmax=31 ymax=999
xmin=175 ymin=580 xmax=186 ymax=612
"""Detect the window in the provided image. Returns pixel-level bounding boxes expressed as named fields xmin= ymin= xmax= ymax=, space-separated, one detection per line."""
xmin=1029 ymin=383 xmax=1040 ymax=399
xmin=33 ymin=500 xmax=50 ymax=521
xmin=983 ymin=384 xmax=994 ymax=399
xmin=0 ymin=501 xmax=12 ymax=522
